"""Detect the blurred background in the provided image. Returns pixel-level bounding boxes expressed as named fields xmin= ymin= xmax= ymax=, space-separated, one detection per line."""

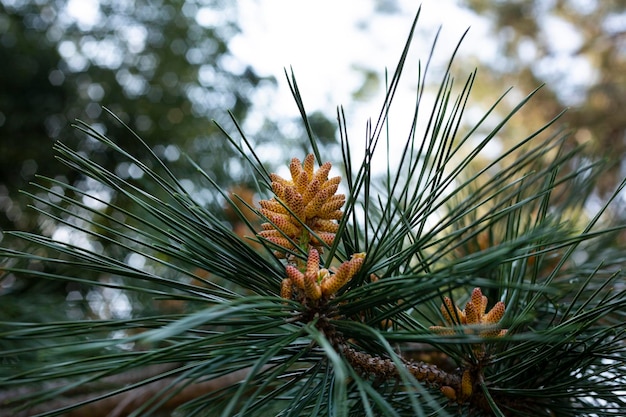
xmin=0 ymin=0 xmax=625 ymax=319
xmin=0 ymin=2 xmax=625 ymax=414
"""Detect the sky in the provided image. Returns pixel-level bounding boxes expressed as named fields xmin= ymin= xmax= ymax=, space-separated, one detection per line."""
xmin=59 ymin=0 xmax=598 ymax=135
xmin=59 ymin=0 xmax=597 ymax=171
xmin=230 ymin=0 xmax=493 ymax=127
xmin=229 ymin=0 xmax=497 ymax=168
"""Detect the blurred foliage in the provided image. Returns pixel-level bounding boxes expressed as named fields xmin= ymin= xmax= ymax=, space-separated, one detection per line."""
xmin=458 ymin=0 xmax=626 ymax=193
xmin=0 ymin=0 xmax=282 ymax=235
xmin=0 ymin=0 xmax=287 ymax=326
xmin=0 ymin=10 xmax=625 ymax=413
xmin=0 ymin=0 xmax=343 ymax=332
xmin=1 ymin=2 xmax=625 ymax=414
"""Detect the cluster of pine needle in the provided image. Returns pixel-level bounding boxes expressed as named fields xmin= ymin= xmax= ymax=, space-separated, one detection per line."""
xmin=1 ymin=10 xmax=625 ymax=417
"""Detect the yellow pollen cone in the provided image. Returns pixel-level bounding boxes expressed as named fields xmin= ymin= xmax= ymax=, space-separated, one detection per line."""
xmin=289 ymin=157 xmax=304 ymax=182
xmin=461 ymin=369 xmax=473 ymax=399
xmin=306 ymin=249 xmax=320 ymax=277
xmin=464 ymin=299 xmax=480 ymax=325
xmin=285 ymin=265 xmax=305 ymax=289
xmin=482 ymin=301 xmax=506 ymax=324
xmin=441 ymin=386 xmax=457 ymax=401
xmin=303 ymin=153 xmax=315 ymax=179
xmin=281 ymin=278 xmax=292 ymax=299
xmin=304 ymin=271 xmax=322 ymax=300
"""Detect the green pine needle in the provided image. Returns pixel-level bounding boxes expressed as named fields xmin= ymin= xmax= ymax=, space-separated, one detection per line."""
xmin=1 ymin=9 xmax=625 ymax=417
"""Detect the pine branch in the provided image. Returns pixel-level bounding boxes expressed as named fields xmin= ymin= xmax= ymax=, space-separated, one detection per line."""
xmin=1 ymin=9 xmax=625 ymax=417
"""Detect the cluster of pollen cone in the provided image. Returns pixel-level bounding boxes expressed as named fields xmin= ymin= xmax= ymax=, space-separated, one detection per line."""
xmin=258 ymin=154 xmax=345 ymax=255
xmin=257 ymin=154 xmax=364 ymax=302
xmin=282 ymin=248 xmax=365 ymax=301
xmin=430 ymin=287 xmax=507 ymax=338
xmin=430 ymin=288 xmax=507 ymax=402
xmin=254 ymin=155 xmax=512 ymax=407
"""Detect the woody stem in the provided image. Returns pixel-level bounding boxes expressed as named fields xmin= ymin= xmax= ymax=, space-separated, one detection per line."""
xmin=339 ymin=343 xmax=461 ymax=391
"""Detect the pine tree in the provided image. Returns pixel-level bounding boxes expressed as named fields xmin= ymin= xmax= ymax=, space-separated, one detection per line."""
xmin=1 ymin=10 xmax=625 ymax=417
